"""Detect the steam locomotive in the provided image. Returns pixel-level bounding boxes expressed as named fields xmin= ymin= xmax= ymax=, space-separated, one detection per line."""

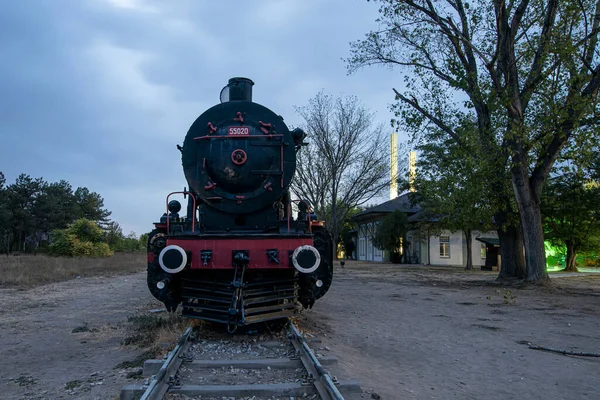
xmin=146 ymin=77 xmax=333 ymax=331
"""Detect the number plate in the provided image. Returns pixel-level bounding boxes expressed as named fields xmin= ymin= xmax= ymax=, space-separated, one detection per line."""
xmin=228 ymin=126 xmax=250 ymax=136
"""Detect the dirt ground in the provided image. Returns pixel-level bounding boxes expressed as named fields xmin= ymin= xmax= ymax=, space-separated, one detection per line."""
xmin=0 ymin=269 xmax=163 ymax=400
xmin=1 ymin=262 xmax=599 ymax=400
xmin=297 ymin=262 xmax=600 ymax=400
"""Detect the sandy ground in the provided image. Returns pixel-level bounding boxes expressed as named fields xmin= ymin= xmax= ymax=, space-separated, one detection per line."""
xmin=0 ymin=270 xmax=162 ymax=400
xmin=1 ymin=262 xmax=599 ymax=400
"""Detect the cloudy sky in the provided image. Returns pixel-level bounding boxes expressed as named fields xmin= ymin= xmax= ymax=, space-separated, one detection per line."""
xmin=0 ymin=0 xmax=405 ymax=236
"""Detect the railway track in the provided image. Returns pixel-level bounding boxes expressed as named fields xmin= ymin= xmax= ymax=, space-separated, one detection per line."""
xmin=120 ymin=320 xmax=361 ymax=400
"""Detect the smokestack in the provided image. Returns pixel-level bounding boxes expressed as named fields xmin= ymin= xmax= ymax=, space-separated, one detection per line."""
xmin=220 ymin=77 xmax=254 ymax=103
xmin=409 ymin=151 xmax=417 ymax=192
xmin=390 ymin=133 xmax=398 ymax=200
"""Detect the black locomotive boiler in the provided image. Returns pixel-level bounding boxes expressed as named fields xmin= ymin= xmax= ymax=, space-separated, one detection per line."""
xmin=146 ymin=77 xmax=333 ymax=331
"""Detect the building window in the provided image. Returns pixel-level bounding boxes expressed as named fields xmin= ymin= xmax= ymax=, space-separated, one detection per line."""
xmin=439 ymin=236 xmax=450 ymax=258
xmin=481 ymin=243 xmax=486 ymax=259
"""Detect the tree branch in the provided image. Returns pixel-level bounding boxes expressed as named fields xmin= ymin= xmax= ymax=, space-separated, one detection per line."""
xmin=393 ymin=88 xmax=463 ymax=146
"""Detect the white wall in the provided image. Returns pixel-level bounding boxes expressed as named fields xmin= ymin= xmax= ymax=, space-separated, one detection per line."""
xmin=357 ymin=222 xmax=384 ymax=262
xmin=357 ymin=224 xmax=498 ymax=266
xmin=429 ymin=230 xmax=464 ymax=266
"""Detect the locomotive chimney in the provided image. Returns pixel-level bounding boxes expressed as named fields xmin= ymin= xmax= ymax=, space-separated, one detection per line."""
xmin=222 ymin=77 xmax=254 ymax=102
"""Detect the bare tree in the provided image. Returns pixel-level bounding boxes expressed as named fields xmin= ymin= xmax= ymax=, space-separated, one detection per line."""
xmin=291 ymin=91 xmax=393 ymax=257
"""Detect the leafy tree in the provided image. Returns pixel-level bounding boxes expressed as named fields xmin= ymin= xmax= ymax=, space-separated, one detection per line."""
xmin=7 ymin=174 xmax=44 ymax=252
xmin=139 ymin=232 xmax=149 ymax=250
xmin=102 ymin=222 xmax=146 ymax=252
xmin=0 ymin=172 xmax=119 ymax=256
xmin=542 ymin=137 xmax=600 ymax=271
xmin=542 ymin=174 xmax=600 ymax=271
xmin=347 ymin=0 xmax=600 ymax=282
xmin=103 ymin=221 xmax=124 ymax=250
xmin=119 ymin=231 xmax=143 ymax=252
xmin=372 ymin=210 xmax=409 ymax=262
xmin=401 ymin=124 xmax=525 ymax=277
xmin=412 ymin=140 xmax=495 ymax=270
xmin=74 ymin=187 xmax=111 ymax=226
xmin=49 ymin=218 xmax=112 ymax=257
xmin=31 ymin=180 xmax=78 ymax=250
xmin=0 ymin=172 xmax=12 ymax=255
xmin=291 ymin=91 xmax=392 ymax=257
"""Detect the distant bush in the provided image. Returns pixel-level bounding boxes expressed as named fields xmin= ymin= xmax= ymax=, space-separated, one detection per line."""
xmin=49 ymin=219 xmax=113 ymax=257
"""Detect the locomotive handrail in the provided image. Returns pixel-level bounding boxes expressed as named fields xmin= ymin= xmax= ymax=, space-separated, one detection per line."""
xmin=166 ymin=191 xmax=197 ymax=234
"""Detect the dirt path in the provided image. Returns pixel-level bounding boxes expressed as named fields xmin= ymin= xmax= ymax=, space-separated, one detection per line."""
xmin=0 ymin=270 xmax=160 ymax=400
xmin=298 ymin=263 xmax=600 ymax=400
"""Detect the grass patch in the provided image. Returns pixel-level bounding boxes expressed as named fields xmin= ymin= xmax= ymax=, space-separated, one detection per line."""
xmin=0 ymin=252 xmax=145 ymax=288
xmin=117 ymin=311 xmax=205 ymax=371
xmin=121 ymin=312 xmax=204 ymax=350
xmin=71 ymin=324 xmax=98 ymax=333
xmin=14 ymin=375 xmax=37 ymax=386
xmin=471 ymin=324 xmax=503 ymax=331
xmin=65 ymin=380 xmax=82 ymax=390
xmin=114 ymin=347 xmax=160 ymax=369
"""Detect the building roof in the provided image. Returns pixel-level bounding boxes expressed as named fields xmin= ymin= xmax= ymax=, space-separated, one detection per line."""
xmin=352 ymin=193 xmax=421 ymax=222
xmin=406 ymin=210 xmax=442 ymax=223
xmin=476 ymin=237 xmax=500 ymax=246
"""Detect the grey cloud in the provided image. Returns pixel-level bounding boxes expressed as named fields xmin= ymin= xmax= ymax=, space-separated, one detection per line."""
xmin=0 ymin=0 xmax=402 ymax=235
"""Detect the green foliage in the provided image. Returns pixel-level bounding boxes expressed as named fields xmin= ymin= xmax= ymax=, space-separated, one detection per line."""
xmin=102 ymin=221 xmax=145 ymax=252
xmin=49 ymin=219 xmax=113 ymax=257
xmin=372 ymin=210 xmax=409 ymax=254
xmin=541 ymin=145 xmax=600 ymax=270
xmin=138 ymin=233 xmax=149 ymax=250
xmin=0 ymin=172 xmax=12 ymax=253
xmin=412 ymin=137 xmax=495 ymax=234
xmin=119 ymin=232 xmax=144 ymax=252
xmin=69 ymin=218 xmax=103 ymax=243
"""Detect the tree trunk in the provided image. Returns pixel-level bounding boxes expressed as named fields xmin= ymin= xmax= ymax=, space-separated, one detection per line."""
xmin=332 ymin=229 xmax=339 ymax=262
xmin=426 ymin=229 xmax=430 ymax=265
xmin=401 ymin=233 xmax=408 ymax=263
xmin=497 ymin=223 xmax=526 ymax=279
xmin=564 ymin=241 xmax=578 ymax=272
xmin=511 ymin=172 xmax=549 ymax=282
xmin=464 ymin=229 xmax=473 ymax=270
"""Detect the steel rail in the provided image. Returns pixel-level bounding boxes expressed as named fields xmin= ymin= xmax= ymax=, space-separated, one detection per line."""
xmin=289 ymin=321 xmax=345 ymax=400
xmin=140 ymin=326 xmax=193 ymax=400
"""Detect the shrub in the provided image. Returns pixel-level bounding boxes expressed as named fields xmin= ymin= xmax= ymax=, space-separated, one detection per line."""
xmin=48 ymin=219 xmax=113 ymax=257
